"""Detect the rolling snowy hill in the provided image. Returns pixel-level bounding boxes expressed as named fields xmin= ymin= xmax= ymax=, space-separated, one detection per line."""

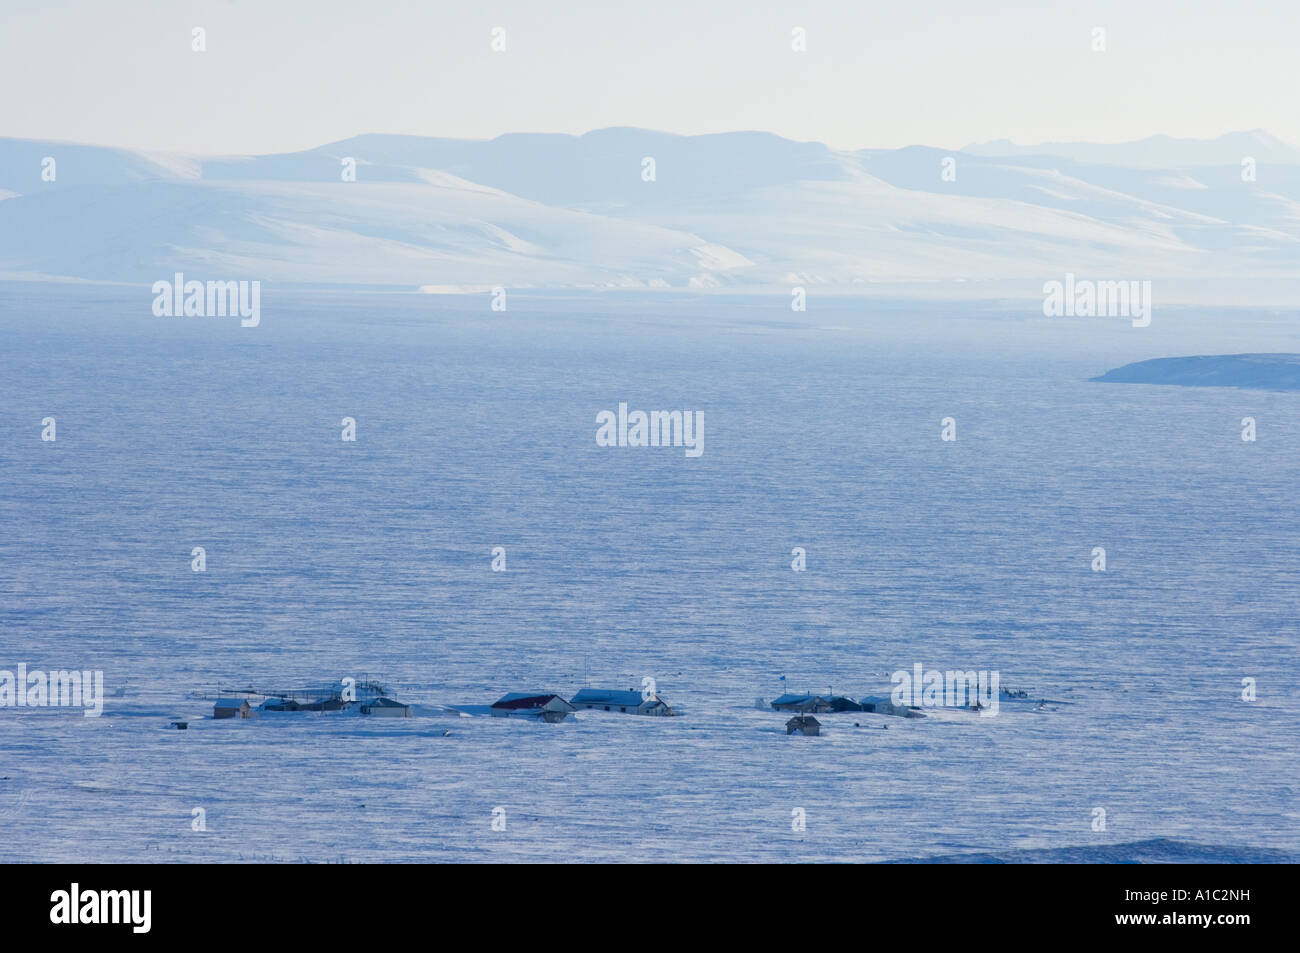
xmin=1093 ymin=353 xmax=1300 ymax=390
xmin=1 ymin=129 xmax=1297 ymax=293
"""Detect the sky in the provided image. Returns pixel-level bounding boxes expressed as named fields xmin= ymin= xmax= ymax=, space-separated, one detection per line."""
xmin=1 ymin=0 xmax=1296 ymax=155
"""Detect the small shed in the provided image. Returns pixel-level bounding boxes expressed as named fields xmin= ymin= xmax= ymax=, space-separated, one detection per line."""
xmin=213 ymin=697 xmax=251 ymax=719
xmin=362 ymin=696 xmax=412 ymax=717
xmin=786 ymin=715 xmax=821 ymax=736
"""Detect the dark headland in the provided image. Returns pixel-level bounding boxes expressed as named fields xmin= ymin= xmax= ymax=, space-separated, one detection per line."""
xmin=1092 ymin=353 xmax=1300 ymax=390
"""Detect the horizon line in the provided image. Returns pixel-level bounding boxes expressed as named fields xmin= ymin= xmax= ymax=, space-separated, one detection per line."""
xmin=2 ymin=125 xmax=1295 ymax=161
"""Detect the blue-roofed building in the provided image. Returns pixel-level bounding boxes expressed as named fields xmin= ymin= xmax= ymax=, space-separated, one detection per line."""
xmin=570 ymin=687 xmax=675 ymax=716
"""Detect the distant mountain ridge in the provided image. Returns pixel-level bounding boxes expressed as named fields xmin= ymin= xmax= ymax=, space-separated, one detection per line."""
xmin=2 ymin=128 xmax=1298 ymax=294
xmin=963 ymin=129 xmax=1300 ymax=168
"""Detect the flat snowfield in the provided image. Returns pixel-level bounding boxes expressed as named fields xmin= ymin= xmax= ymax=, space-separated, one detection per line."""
xmin=1 ymin=286 xmax=1297 ymax=863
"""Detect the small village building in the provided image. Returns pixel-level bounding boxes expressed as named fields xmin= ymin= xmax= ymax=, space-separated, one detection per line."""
xmin=858 ymin=696 xmax=926 ymax=718
xmin=490 ymin=692 xmax=576 ymax=723
xmin=259 ymin=697 xmax=302 ymax=712
xmin=570 ymin=688 xmax=675 ymax=716
xmin=786 ymin=715 xmax=821 ymax=736
xmin=362 ymin=696 xmax=413 ymax=717
xmin=826 ymin=696 xmax=864 ymax=712
xmin=771 ymin=693 xmax=863 ymax=713
xmin=213 ymin=697 xmax=251 ymax=719
xmin=301 ymin=696 xmax=346 ymax=712
xmin=772 ymin=693 xmax=820 ymax=712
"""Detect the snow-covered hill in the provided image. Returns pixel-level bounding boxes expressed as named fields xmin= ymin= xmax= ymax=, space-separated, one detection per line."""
xmin=1093 ymin=353 xmax=1300 ymax=390
xmin=1 ymin=129 xmax=1297 ymax=293
xmin=963 ymin=129 xmax=1300 ymax=168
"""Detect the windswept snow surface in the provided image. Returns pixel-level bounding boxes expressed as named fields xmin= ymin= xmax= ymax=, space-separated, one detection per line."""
xmin=0 ymin=286 xmax=1297 ymax=863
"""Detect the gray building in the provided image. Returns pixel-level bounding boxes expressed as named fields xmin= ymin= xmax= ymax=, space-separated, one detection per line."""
xmin=213 ymin=697 xmax=251 ymax=719
xmin=786 ymin=715 xmax=821 ymax=736
xmin=570 ymin=688 xmax=675 ymax=716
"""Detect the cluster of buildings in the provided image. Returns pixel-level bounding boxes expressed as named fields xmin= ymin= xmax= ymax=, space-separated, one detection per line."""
xmin=208 ymin=682 xmax=677 ymax=724
xmin=207 ymin=681 xmax=1029 ymax=734
xmin=770 ymin=691 xmax=926 ymax=735
xmin=488 ymin=687 xmax=676 ymax=723
xmin=212 ymin=680 xmax=412 ymax=720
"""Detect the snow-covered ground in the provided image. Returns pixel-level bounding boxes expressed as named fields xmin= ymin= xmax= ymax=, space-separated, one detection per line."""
xmin=1 ymin=286 xmax=1297 ymax=862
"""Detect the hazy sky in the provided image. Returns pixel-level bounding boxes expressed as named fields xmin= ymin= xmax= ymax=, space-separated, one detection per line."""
xmin=2 ymin=0 xmax=1296 ymax=155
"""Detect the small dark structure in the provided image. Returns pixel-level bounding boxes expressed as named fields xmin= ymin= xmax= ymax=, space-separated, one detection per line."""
xmin=260 ymin=697 xmax=303 ymax=712
xmin=300 ymin=697 xmax=346 ymax=712
xmin=858 ymin=696 xmax=926 ymax=718
xmin=771 ymin=693 xmax=863 ymax=713
xmin=170 ymin=721 xmax=188 ymax=730
xmin=362 ymin=696 xmax=413 ymax=717
xmin=213 ymin=698 xmax=251 ymax=719
xmin=786 ymin=715 xmax=821 ymax=736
